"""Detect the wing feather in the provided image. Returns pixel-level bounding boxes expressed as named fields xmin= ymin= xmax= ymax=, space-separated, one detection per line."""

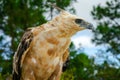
xmin=62 ymin=49 xmax=70 ymax=72
xmin=13 ymin=29 xmax=33 ymax=80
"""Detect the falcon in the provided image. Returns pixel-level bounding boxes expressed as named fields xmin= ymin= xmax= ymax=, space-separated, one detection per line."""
xmin=13 ymin=8 xmax=93 ymax=80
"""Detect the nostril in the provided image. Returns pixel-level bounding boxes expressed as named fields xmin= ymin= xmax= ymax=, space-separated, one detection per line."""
xmin=75 ymin=19 xmax=83 ymax=24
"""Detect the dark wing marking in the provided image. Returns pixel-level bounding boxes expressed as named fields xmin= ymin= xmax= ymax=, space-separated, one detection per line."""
xmin=13 ymin=29 xmax=33 ymax=80
xmin=62 ymin=57 xmax=70 ymax=72
xmin=62 ymin=49 xmax=70 ymax=72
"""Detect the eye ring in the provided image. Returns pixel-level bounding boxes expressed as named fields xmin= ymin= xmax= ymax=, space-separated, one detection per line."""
xmin=75 ymin=19 xmax=83 ymax=24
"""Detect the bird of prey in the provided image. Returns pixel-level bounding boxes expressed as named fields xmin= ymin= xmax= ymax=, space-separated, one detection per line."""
xmin=13 ymin=7 xmax=93 ymax=80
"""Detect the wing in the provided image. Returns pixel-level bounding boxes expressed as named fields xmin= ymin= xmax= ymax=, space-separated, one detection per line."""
xmin=13 ymin=29 xmax=33 ymax=80
xmin=62 ymin=49 xmax=70 ymax=72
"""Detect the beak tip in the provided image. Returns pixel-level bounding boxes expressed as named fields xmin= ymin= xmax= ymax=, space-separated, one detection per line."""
xmin=87 ymin=24 xmax=94 ymax=29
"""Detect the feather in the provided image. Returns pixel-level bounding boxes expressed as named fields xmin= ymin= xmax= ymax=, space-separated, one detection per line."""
xmin=13 ymin=29 xmax=33 ymax=80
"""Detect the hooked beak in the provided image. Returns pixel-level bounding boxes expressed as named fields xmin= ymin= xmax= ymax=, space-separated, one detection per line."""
xmin=86 ymin=23 xmax=93 ymax=29
xmin=75 ymin=19 xmax=93 ymax=30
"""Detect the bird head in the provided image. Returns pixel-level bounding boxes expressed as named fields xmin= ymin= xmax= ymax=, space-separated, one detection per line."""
xmin=49 ymin=4 xmax=93 ymax=37
xmin=59 ymin=11 xmax=93 ymax=30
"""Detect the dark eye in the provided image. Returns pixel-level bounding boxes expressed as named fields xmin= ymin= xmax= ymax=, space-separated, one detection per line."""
xmin=75 ymin=19 xmax=83 ymax=24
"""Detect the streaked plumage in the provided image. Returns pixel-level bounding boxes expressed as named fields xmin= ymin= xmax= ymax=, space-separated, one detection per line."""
xmin=13 ymin=11 xmax=93 ymax=80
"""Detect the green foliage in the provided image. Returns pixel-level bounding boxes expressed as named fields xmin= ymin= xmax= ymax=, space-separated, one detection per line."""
xmin=94 ymin=61 xmax=120 ymax=80
xmin=61 ymin=43 xmax=94 ymax=80
xmin=91 ymin=0 xmax=120 ymax=54
xmin=61 ymin=49 xmax=120 ymax=80
xmin=0 ymin=73 xmax=12 ymax=80
xmin=90 ymin=0 xmax=120 ymax=79
xmin=0 ymin=73 xmax=4 ymax=80
xmin=70 ymin=53 xmax=92 ymax=80
xmin=61 ymin=69 xmax=75 ymax=80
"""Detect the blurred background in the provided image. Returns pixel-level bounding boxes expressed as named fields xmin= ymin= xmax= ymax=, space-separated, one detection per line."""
xmin=0 ymin=0 xmax=120 ymax=80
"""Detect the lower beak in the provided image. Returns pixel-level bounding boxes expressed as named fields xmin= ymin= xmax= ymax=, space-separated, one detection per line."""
xmin=86 ymin=23 xmax=93 ymax=29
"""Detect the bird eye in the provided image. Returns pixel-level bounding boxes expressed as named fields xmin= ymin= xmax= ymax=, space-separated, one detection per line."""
xmin=75 ymin=19 xmax=83 ymax=24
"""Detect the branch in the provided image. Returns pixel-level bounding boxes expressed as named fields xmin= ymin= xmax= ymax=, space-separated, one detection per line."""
xmin=48 ymin=3 xmax=64 ymax=11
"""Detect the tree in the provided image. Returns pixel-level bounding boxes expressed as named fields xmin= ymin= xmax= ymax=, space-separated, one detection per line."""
xmin=61 ymin=43 xmax=95 ymax=80
xmin=91 ymin=0 xmax=120 ymax=55
xmin=91 ymin=0 xmax=120 ymax=67
xmin=0 ymin=0 xmax=76 ymax=79
xmin=61 ymin=44 xmax=120 ymax=80
xmin=90 ymin=0 xmax=120 ymax=79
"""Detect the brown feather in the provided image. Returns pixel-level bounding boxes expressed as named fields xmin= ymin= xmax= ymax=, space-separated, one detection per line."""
xmin=13 ymin=29 xmax=33 ymax=80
